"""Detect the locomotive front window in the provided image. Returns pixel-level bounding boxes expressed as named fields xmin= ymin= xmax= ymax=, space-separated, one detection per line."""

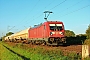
xmin=49 ymin=24 xmax=63 ymax=31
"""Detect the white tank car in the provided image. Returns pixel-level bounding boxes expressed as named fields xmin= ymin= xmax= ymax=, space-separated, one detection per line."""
xmin=4 ymin=35 xmax=11 ymax=41
xmin=4 ymin=28 xmax=30 ymax=42
xmin=13 ymin=28 xmax=30 ymax=40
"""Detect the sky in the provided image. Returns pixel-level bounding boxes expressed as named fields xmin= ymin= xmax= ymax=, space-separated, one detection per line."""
xmin=0 ymin=0 xmax=90 ymax=38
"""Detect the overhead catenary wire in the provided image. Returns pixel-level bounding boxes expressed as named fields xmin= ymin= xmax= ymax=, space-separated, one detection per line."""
xmin=27 ymin=0 xmax=55 ymax=21
xmin=59 ymin=5 xmax=90 ymax=18
xmin=13 ymin=0 xmax=83 ymax=29
xmin=7 ymin=26 xmax=15 ymax=33
xmin=5 ymin=0 xmax=41 ymax=33
xmin=28 ymin=0 xmax=83 ymax=22
xmin=50 ymin=0 xmax=67 ymax=10
xmin=53 ymin=0 xmax=84 ymax=19
xmin=27 ymin=0 xmax=67 ymax=23
xmin=24 ymin=0 xmax=55 ymax=26
xmin=17 ymin=0 xmax=87 ymax=26
xmin=11 ymin=0 xmax=41 ymax=32
xmin=44 ymin=0 xmax=55 ymax=9
xmin=9 ymin=0 xmax=89 ymax=33
xmin=60 ymin=0 xmax=84 ymax=13
xmin=24 ymin=0 xmax=85 ymax=26
xmin=66 ymin=0 xmax=83 ymax=9
xmin=15 ymin=0 xmax=42 ymax=29
xmin=15 ymin=0 xmax=41 ymax=27
xmin=20 ymin=0 xmax=41 ymax=23
xmin=26 ymin=0 xmax=67 ymax=25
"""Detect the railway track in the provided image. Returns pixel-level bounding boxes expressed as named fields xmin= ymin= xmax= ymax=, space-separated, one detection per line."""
xmin=5 ymin=42 xmax=83 ymax=55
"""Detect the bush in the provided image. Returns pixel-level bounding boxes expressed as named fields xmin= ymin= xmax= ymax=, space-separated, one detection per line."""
xmin=68 ymin=52 xmax=81 ymax=60
xmin=84 ymin=39 xmax=90 ymax=45
xmin=86 ymin=24 xmax=90 ymax=39
xmin=84 ymin=57 xmax=90 ymax=60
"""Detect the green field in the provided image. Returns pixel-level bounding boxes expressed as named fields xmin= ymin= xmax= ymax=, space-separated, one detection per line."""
xmin=0 ymin=41 xmax=81 ymax=60
xmin=0 ymin=42 xmax=22 ymax=60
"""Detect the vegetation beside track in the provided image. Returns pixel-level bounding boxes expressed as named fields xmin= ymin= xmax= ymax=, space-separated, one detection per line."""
xmin=0 ymin=41 xmax=82 ymax=60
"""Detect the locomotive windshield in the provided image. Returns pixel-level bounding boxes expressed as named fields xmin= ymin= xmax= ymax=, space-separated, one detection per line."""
xmin=49 ymin=24 xmax=63 ymax=31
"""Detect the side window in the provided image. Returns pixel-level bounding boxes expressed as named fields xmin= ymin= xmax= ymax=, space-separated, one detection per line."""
xmin=44 ymin=25 xmax=46 ymax=30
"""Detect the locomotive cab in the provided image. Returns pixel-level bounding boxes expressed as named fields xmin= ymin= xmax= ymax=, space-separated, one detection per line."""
xmin=47 ymin=21 xmax=66 ymax=45
xmin=28 ymin=21 xmax=66 ymax=45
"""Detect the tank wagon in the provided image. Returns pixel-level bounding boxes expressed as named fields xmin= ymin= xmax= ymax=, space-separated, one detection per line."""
xmin=5 ymin=28 xmax=29 ymax=42
xmin=5 ymin=21 xmax=66 ymax=45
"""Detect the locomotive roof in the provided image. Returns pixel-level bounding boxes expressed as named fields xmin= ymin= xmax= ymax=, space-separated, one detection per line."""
xmin=45 ymin=21 xmax=63 ymax=23
xmin=31 ymin=21 xmax=63 ymax=29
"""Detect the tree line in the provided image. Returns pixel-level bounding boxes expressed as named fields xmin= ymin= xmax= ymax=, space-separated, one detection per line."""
xmin=0 ymin=32 xmax=14 ymax=41
xmin=65 ymin=24 xmax=90 ymax=45
xmin=65 ymin=24 xmax=90 ymax=39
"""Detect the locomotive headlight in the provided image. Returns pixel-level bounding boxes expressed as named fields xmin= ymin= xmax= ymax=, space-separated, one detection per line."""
xmin=59 ymin=32 xmax=63 ymax=35
xmin=50 ymin=32 xmax=53 ymax=35
xmin=50 ymin=32 xmax=55 ymax=35
xmin=52 ymin=32 xmax=55 ymax=34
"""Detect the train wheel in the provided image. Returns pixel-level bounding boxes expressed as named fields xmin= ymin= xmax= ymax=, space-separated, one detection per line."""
xmin=41 ymin=40 xmax=46 ymax=46
xmin=31 ymin=40 xmax=35 ymax=45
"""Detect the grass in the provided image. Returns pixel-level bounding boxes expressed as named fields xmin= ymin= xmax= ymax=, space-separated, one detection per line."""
xmin=0 ymin=42 xmax=22 ymax=60
xmin=0 ymin=41 xmax=81 ymax=60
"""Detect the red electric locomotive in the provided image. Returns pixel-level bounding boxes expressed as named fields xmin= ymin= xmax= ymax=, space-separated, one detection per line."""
xmin=28 ymin=21 xmax=66 ymax=45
